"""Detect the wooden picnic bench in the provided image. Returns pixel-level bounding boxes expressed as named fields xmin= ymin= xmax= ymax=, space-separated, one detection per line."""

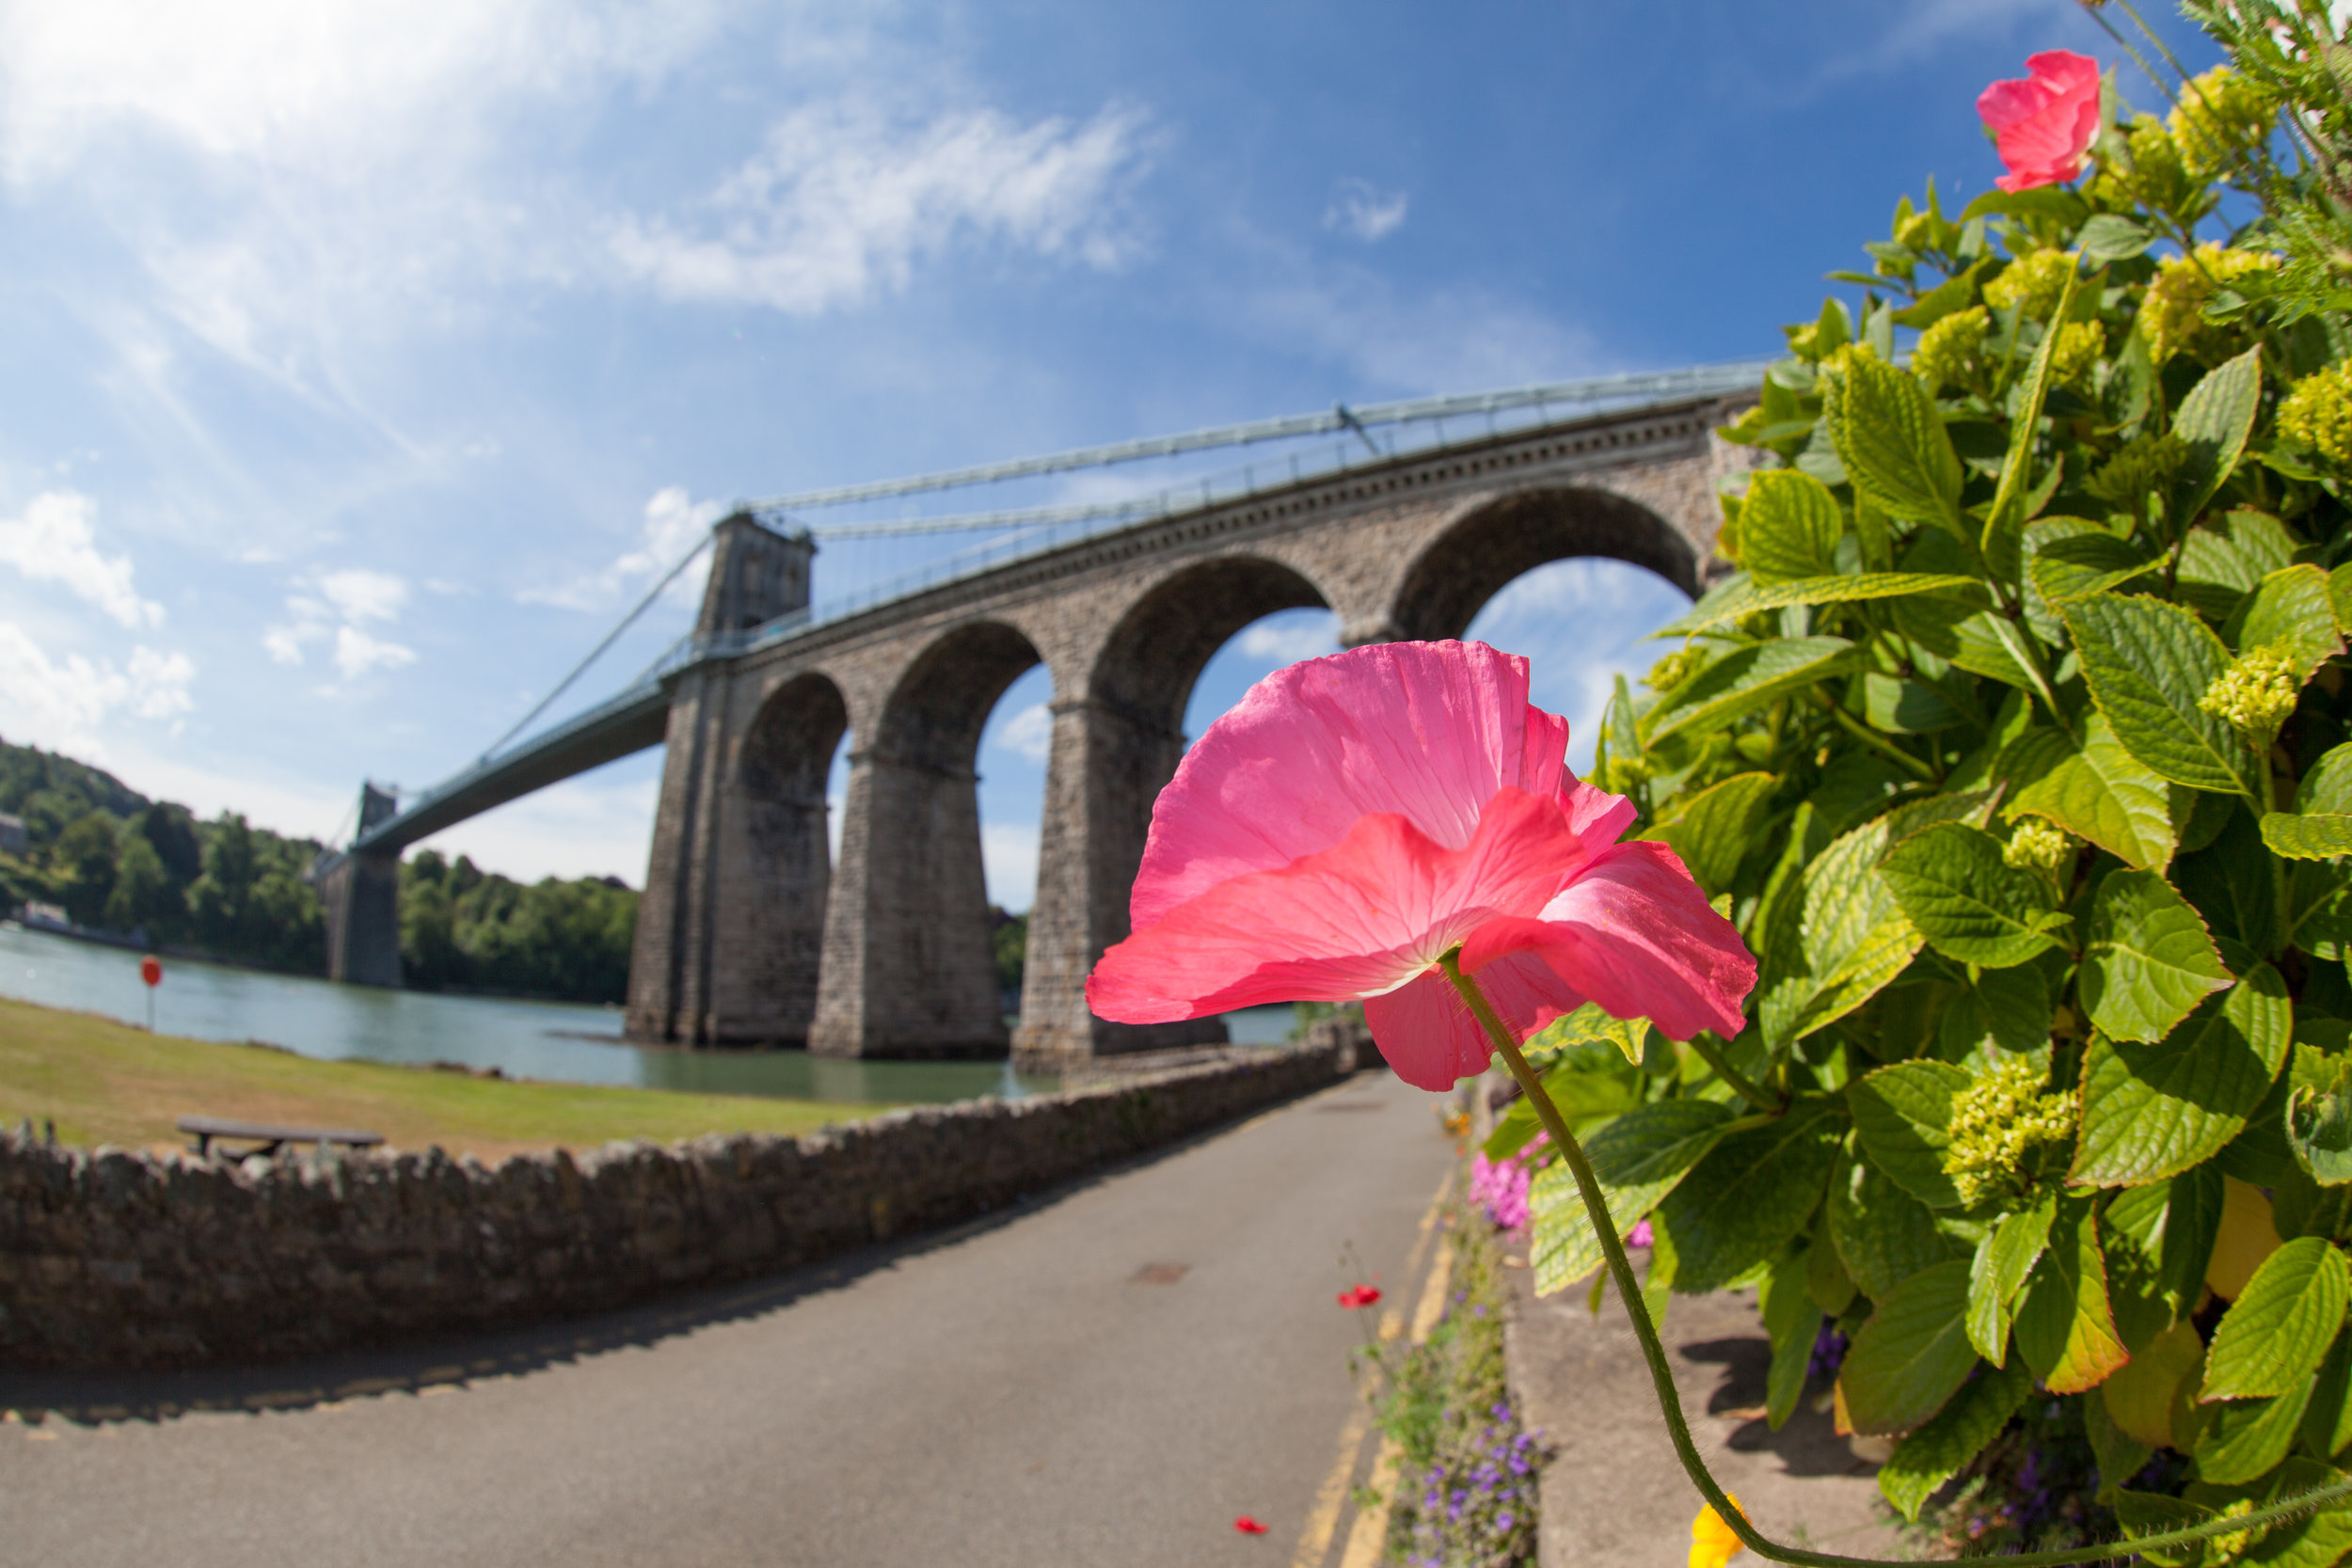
xmin=178 ymin=1116 xmax=385 ymax=1159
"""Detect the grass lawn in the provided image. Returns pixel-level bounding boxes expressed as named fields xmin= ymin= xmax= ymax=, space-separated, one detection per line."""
xmin=0 ymin=995 xmax=887 ymax=1163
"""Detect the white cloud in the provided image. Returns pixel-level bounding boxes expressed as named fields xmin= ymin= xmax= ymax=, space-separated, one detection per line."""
xmin=418 ymin=768 xmax=659 ymax=882
xmin=318 ymin=568 xmax=407 ymax=624
xmin=609 ymin=102 xmax=1150 ymax=314
xmin=0 ymin=490 xmax=163 ymax=629
xmin=334 ymin=625 xmax=418 ymax=679
xmin=1464 ymin=558 xmax=1692 ymax=772
xmin=265 ymin=568 xmax=415 ymax=676
xmin=0 ymin=623 xmax=195 ymax=753
xmin=522 ymin=484 xmax=724 ymax=612
xmin=1325 ymin=178 xmax=1407 ymax=243
xmin=982 ymin=819 xmax=1039 ymax=912
xmin=993 ymin=701 xmax=1053 ymax=763
xmin=1236 ymin=616 xmax=1340 ymax=665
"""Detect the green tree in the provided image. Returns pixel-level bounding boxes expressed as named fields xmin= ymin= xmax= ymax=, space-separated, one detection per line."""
xmin=102 ymin=833 xmax=184 ymax=940
xmin=55 ymin=811 xmax=119 ymax=927
xmin=135 ymin=803 xmax=202 ymax=888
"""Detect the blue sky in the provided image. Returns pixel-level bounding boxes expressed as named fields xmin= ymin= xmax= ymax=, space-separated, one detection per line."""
xmin=0 ymin=0 xmax=2215 ymax=908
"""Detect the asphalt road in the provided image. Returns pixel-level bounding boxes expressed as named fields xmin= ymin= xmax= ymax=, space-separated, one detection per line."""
xmin=1 ymin=1069 xmax=1454 ymax=1567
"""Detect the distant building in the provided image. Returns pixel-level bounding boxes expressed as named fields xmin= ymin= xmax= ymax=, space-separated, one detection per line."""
xmin=0 ymin=814 xmax=24 ymax=856
xmin=22 ymin=901 xmax=69 ymax=931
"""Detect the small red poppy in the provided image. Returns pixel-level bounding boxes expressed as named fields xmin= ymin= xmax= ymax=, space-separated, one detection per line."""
xmin=1233 ymin=1516 xmax=1270 ymax=1535
xmin=1337 ymin=1285 xmax=1382 ymax=1309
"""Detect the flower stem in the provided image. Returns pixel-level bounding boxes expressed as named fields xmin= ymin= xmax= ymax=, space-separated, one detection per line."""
xmin=1676 ymin=1030 xmax=1779 ymax=1114
xmin=1435 ymin=954 xmax=2352 ymax=1568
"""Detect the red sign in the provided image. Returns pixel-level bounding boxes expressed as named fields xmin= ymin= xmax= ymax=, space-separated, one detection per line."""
xmin=140 ymin=955 xmax=162 ymax=988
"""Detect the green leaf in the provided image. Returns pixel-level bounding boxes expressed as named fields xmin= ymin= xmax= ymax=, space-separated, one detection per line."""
xmin=2085 ymin=1390 xmax=2153 ymax=1504
xmin=1878 ymin=1358 xmax=2033 ymax=1521
xmin=1643 ymin=771 xmax=1778 ymax=897
xmin=2079 ymin=869 xmax=2233 ymax=1046
xmin=2194 ymin=1386 xmax=2312 ymax=1484
xmin=2304 ymin=1329 xmax=2352 ymax=1461
xmin=2201 ymin=1237 xmax=2352 ymax=1401
xmin=2076 ymin=213 xmax=2154 ymax=264
xmin=2009 ymin=714 xmax=2183 ymax=872
xmin=1863 ymin=672 xmax=1968 ymax=735
xmin=2172 ymin=346 xmax=2263 ymax=528
xmin=1524 ymin=1000 xmax=1655 ymax=1073
xmin=2289 ymin=1064 xmax=2352 ymax=1185
xmin=2234 ymin=562 xmax=2344 ymax=677
xmin=1983 ymin=261 xmax=2078 ymax=583
xmin=1808 ymin=1221 xmax=1858 ymax=1315
xmin=1839 ymin=1259 xmax=1979 ymax=1435
xmin=1739 ymin=467 xmax=1846 ymax=584
xmin=2062 ymin=593 xmax=2266 ymax=800
xmin=1967 ymin=1190 xmax=2057 ymax=1364
xmin=1654 ymin=572 xmax=1983 ymax=637
xmin=1824 ymin=351 xmax=1966 ymax=537
xmin=1659 ymin=1101 xmax=1844 ymax=1294
xmin=2179 ymin=510 xmax=2300 ymax=621
xmin=1528 ymin=1100 xmax=1735 ymax=1295
xmin=1761 ymin=1254 xmax=1824 ymax=1431
xmin=2027 ymin=529 xmax=2162 ymax=607
xmin=1831 ymin=1154 xmax=1967 ymax=1301
xmin=1643 ymin=637 xmax=1864 ymax=747
xmin=2105 ymin=1167 xmax=2226 ymax=1352
xmin=2103 ymin=1321 xmax=2205 ymax=1448
xmin=2303 ymin=746 xmax=2352 ymax=816
xmin=1849 ymin=1059 xmax=1971 ymax=1209
xmin=2074 ymin=967 xmax=2294 ymax=1186
xmin=1882 ymin=821 xmax=2069 ymax=967
xmin=1761 ymin=816 xmax=1926 ymax=1049
xmin=2333 ymin=562 xmax=2352 ymax=636
xmin=2113 ymin=1492 xmax=2216 ymax=1568
xmin=2264 ymin=814 xmax=2352 ymax=861
xmin=2014 ymin=1194 xmax=2130 ymax=1394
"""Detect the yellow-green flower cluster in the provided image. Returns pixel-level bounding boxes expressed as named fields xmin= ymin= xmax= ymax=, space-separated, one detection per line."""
xmin=2139 ymin=244 xmax=2280 ymax=364
xmin=2169 ymin=66 xmax=2276 ymax=184
xmin=2278 ymin=361 xmax=2352 ymax=469
xmin=2207 ymin=1498 xmax=2264 ymax=1563
xmin=2200 ymin=641 xmax=2302 ymax=742
xmin=2049 ymin=319 xmax=2105 ymax=385
xmin=1943 ymin=1057 xmax=2080 ymax=1209
xmin=2004 ymin=817 xmax=2074 ymax=876
xmin=1984 ymin=248 xmax=2076 ymax=321
xmin=1645 ymin=648 xmax=1705 ymax=694
xmin=1913 ymin=307 xmax=1989 ymax=393
xmin=2090 ymin=118 xmax=2192 ymax=214
xmin=1600 ymin=757 xmax=1650 ymax=796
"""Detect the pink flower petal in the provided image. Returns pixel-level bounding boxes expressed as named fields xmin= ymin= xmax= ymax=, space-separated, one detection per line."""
xmin=1459 ymin=841 xmax=1755 ymax=1042
xmin=1978 ymin=49 xmax=2101 ymax=192
xmin=1363 ymin=951 xmax=1588 ymax=1091
xmin=1129 ymin=641 xmax=1579 ymax=927
xmin=1089 ymin=787 xmax=1591 ymax=1023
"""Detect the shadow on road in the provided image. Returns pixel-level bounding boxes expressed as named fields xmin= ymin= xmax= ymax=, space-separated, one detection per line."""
xmin=1 ymin=1085 xmax=1343 ymax=1430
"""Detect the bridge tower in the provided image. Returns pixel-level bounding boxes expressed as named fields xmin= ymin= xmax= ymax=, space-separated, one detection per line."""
xmin=319 ymin=783 xmax=404 ymax=987
xmin=627 ymin=511 xmax=820 ymax=1045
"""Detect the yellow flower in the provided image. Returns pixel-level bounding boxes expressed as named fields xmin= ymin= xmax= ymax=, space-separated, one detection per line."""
xmin=2049 ymin=319 xmax=2105 ymax=385
xmin=2169 ymin=66 xmax=2276 ymax=185
xmin=1645 ymin=648 xmax=1705 ymax=694
xmin=1984 ymin=249 xmax=2076 ymax=322
xmin=2004 ymin=817 xmax=2074 ymax=875
xmin=1944 ymin=1058 xmax=2080 ymax=1209
xmin=2278 ymin=362 xmax=2352 ymax=470
xmin=2139 ymin=244 xmax=2279 ymax=364
xmin=1913 ymin=307 xmax=1990 ymax=393
xmin=2200 ymin=641 xmax=2302 ymax=744
xmin=1691 ymin=1494 xmax=1749 ymax=1568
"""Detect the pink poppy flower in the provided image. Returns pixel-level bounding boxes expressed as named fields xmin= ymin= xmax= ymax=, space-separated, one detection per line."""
xmin=1338 ymin=1284 xmax=1382 ymax=1309
xmin=1084 ymin=641 xmax=1754 ymax=1091
xmin=1977 ymin=51 xmax=2102 ymax=192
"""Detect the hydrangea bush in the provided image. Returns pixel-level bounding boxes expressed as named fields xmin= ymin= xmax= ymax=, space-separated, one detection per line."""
xmin=1496 ymin=8 xmax=2352 ymax=1558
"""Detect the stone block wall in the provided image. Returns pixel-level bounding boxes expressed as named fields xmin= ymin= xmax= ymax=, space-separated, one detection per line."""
xmin=0 ymin=1044 xmax=1345 ymax=1372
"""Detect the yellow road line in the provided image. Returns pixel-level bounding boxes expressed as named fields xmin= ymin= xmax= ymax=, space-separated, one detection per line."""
xmin=1290 ymin=1164 xmax=1454 ymax=1568
xmin=1409 ymin=1238 xmax=1454 ymax=1344
xmin=1339 ymin=1436 xmax=1402 ymax=1568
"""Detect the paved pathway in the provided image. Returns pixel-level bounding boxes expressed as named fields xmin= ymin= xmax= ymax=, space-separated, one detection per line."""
xmin=0 ymin=1071 xmax=1453 ymax=1568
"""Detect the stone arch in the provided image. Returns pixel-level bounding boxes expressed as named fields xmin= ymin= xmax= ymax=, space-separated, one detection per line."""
xmin=1010 ymin=555 xmax=1334 ymax=1065
xmin=1385 ymin=485 xmax=1700 ymax=644
xmin=810 ymin=620 xmax=1044 ymax=1058
xmin=701 ymin=672 xmax=849 ymax=1046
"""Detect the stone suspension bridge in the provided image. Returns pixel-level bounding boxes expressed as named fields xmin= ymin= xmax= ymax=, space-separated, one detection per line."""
xmin=312 ymin=364 xmax=1765 ymax=1069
